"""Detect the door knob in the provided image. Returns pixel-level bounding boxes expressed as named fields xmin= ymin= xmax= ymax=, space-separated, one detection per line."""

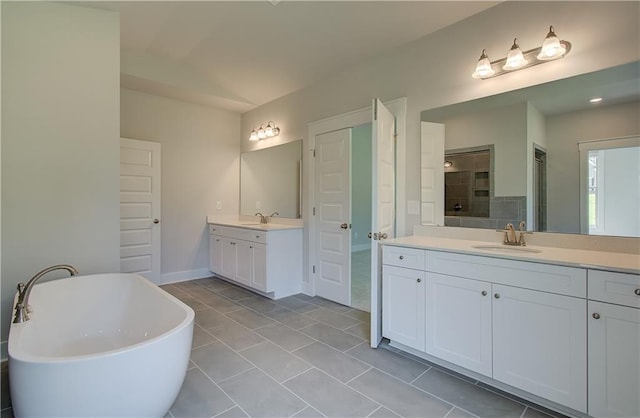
xmin=368 ymin=232 xmax=372 ymax=238
xmin=380 ymin=232 xmax=388 ymax=240
xmin=340 ymin=223 xmax=348 ymax=230
xmin=153 ymin=219 xmax=160 ymax=224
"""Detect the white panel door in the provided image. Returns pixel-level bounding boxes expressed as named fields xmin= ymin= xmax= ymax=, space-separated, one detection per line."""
xmin=493 ymin=284 xmax=587 ymax=413
xmin=420 ymin=122 xmax=445 ymax=225
xmin=120 ymin=138 xmax=161 ymax=283
xmin=371 ymin=98 xmax=395 ymax=347
xmin=314 ymin=128 xmax=351 ymax=305
xmin=425 ymin=273 xmax=492 ymax=377
xmin=588 ymin=301 xmax=640 ymax=418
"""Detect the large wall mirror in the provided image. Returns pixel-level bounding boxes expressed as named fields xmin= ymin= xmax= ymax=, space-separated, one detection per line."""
xmin=421 ymin=61 xmax=640 ymax=237
xmin=240 ymin=140 xmax=302 ymax=219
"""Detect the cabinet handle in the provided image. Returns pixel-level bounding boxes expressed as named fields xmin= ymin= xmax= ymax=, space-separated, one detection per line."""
xmin=481 ymin=291 xmax=487 ymax=296
xmin=635 ymin=289 xmax=640 ymax=296
xmin=592 ymin=312 xmax=601 ymax=319
xmin=416 ymin=278 xmax=422 ymax=283
xmin=399 ymin=255 xmax=404 ymax=260
xmin=494 ymin=293 xmax=500 ymax=299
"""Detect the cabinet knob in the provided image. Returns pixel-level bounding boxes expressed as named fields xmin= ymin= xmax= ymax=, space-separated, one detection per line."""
xmin=494 ymin=293 xmax=500 ymax=299
xmin=592 ymin=312 xmax=601 ymax=319
xmin=635 ymin=289 xmax=640 ymax=296
xmin=481 ymin=291 xmax=487 ymax=296
xmin=256 ymin=235 xmax=260 ymax=239
xmin=399 ymin=255 xmax=404 ymax=260
xmin=416 ymin=278 xmax=422 ymax=283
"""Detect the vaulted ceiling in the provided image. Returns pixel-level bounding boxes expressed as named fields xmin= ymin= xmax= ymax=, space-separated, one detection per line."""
xmin=76 ymin=1 xmax=499 ymax=112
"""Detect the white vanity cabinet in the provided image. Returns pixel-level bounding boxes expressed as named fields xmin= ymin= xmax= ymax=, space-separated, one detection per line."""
xmin=587 ymin=270 xmax=640 ymax=418
xmin=208 ymin=223 xmax=302 ymax=298
xmin=382 ymin=246 xmax=588 ymax=414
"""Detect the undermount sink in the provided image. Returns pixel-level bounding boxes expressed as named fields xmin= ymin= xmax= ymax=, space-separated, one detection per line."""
xmin=471 ymin=245 xmax=542 ymax=254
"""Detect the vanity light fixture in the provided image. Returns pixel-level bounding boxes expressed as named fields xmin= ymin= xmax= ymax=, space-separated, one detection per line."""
xmin=472 ymin=26 xmax=571 ymax=80
xmin=249 ymin=121 xmax=280 ymax=141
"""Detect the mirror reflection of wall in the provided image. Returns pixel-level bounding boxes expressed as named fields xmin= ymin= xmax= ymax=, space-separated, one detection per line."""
xmin=445 ymin=150 xmax=491 ymax=218
xmin=240 ymin=140 xmax=302 ymax=218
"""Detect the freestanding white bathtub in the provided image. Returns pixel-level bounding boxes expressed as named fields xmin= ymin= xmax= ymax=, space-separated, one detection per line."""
xmin=9 ymin=273 xmax=194 ymax=417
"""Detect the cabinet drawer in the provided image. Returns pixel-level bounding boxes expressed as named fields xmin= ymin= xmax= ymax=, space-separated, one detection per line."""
xmin=383 ymin=246 xmax=425 ymax=270
xmin=227 ymin=227 xmax=267 ymax=244
xmin=209 ymin=224 xmax=226 ymax=235
xmin=588 ymin=270 xmax=640 ymax=308
xmin=426 ymin=251 xmax=586 ymax=298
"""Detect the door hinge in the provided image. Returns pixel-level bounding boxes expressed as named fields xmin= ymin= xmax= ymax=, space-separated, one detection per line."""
xmin=313 ymin=207 xmax=316 ymax=216
xmin=373 ymin=100 xmax=378 ymax=121
xmin=312 ymin=265 xmax=316 ymax=274
xmin=312 ymin=149 xmax=316 ymax=157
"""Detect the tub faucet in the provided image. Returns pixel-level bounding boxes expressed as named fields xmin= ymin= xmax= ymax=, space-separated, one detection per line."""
xmin=13 ymin=264 xmax=79 ymax=323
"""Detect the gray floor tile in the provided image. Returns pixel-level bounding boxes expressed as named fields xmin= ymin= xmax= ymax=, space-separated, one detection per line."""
xmin=264 ymin=307 xmax=319 ymax=329
xmin=343 ymin=322 xmax=370 ymax=339
xmin=170 ymin=368 xmax=235 ymax=418
xmin=368 ymin=406 xmax=401 ymax=418
xmin=299 ymin=323 xmax=363 ymax=351
xmin=209 ymin=320 xmax=265 ymax=351
xmin=291 ymin=406 xmax=325 ymax=418
xmin=276 ymin=296 xmax=321 ymax=313
xmin=191 ymin=341 xmax=254 ymax=382
xmin=195 ymin=308 xmax=237 ymax=330
xmin=219 ymin=286 xmax=256 ymax=301
xmin=521 ymin=406 xmax=562 ymax=418
xmin=197 ymin=291 xmax=244 ymax=313
xmin=226 ymin=308 xmax=275 ymax=329
xmin=239 ymin=296 xmax=282 ymax=313
xmin=284 ymin=369 xmax=379 ymax=418
xmin=292 ymin=294 xmax=316 ymax=302
xmin=219 ymin=368 xmax=307 ymax=418
xmin=349 ymin=369 xmax=452 ymax=418
xmin=445 ymin=407 xmax=478 ymax=418
xmin=346 ymin=342 xmax=429 ymax=383
xmin=294 ymin=342 xmax=371 ymax=383
xmin=343 ymin=308 xmax=371 ymax=323
xmin=304 ymin=307 xmax=361 ymax=330
xmin=413 ymin=368 xmax=526 ymax=417
xmin=307 ymin=297 xmax=353 ymax=313
xmin=214 ymin=406 xmax=249 ymax=418
xmin=240 ymin=341 xmax=312 ymax=383
xmin=163 ymin=286 xmax=209 ymax=310
xmin=201 ymin=278 xmax=234 ymax=292
xmin=255 ymin=322 xmax=315 ymax=351
xmin=192 ymin=324 xmax=216 ymax=349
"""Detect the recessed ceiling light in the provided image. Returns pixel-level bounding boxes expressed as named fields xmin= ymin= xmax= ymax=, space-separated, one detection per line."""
xmin=589 ymin=97 xmax=603 ymax=103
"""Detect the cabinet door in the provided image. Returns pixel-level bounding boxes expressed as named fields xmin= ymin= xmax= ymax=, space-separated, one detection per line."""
xmin=235 ymin=240 xmax=252 ymax=286
xmin=588 ymin=301 xmax=640 ymax=418
xmin=221 ymin=238 xmax=237 ymax=280
xmin=425 ymin=273 xmax=492 ymax=377
xmin=209 ymin=234 xmax=223 ymax=274
xmin=382 ymin=265 xmax=425 ymax=351
xmin=493 ymin=285 xmax=587 ymax=413
xmin=251 ymin=243 xmax=267 ymax=292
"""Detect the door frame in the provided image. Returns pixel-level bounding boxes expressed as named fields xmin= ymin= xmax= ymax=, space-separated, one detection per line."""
xmin=306 ymin=98 xmax=407 ymax=317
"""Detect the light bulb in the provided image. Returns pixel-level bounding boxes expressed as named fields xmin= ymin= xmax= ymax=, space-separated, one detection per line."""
xmin=249 ymin=129 xmax=258 ymax=141
xmin=257 ymin=125 xmax=267 ymax=139
xmin=472 ymin=49 xmax=495 ymax=79
xmin=537 ymin=26 xmax=566 ymax=61
xmin=503 ymin=39 xmax=528 ymax=70
xmin=265 ymin=121 xmax=276 ymax=137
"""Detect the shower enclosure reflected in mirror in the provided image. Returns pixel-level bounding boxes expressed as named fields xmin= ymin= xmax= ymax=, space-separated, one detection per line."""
xmin=240 ymin=140 xmax=302 ymax=219
xmin=420 ymin=61 xmax=640 ymax=237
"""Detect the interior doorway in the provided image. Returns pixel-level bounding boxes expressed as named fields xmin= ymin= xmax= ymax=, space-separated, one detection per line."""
xmin=350 ymin=123 xmax=372 ymax=312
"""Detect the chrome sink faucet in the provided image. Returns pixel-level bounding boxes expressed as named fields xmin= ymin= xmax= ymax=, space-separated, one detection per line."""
xmin=13 ymin=264 xmax=79 ymax=323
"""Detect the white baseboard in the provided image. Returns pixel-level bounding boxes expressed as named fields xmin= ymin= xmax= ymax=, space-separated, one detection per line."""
xmin=159 ymin=268 xmax=213 ymax=285
xmin=351 ymin=243 xmax=371 ymax=253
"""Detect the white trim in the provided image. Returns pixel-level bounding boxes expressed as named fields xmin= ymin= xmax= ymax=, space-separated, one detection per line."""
xmin=159 ymin=268 xmax=212 ymax=285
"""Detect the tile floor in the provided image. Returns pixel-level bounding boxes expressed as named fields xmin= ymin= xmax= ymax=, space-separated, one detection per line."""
xmin=163 ymin=277 xmax=562 ymax=418
xmin=0 ymin=277 xmax=564 ymax=418
xmin=351 ymin=249 xmax=371 ymax=312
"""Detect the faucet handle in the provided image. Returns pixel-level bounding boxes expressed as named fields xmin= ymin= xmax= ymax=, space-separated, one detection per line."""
xmin=519 ymin=221 xmax=526 ymax=231
xmin=270 ymin=212 xmax=279 ymax=217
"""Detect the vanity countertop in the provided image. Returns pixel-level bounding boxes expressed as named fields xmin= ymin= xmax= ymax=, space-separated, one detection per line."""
xmin=384 ymin=235 xmax=640 ymax=275
xmin=208 ymin=219 xmax=302 ymax=231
